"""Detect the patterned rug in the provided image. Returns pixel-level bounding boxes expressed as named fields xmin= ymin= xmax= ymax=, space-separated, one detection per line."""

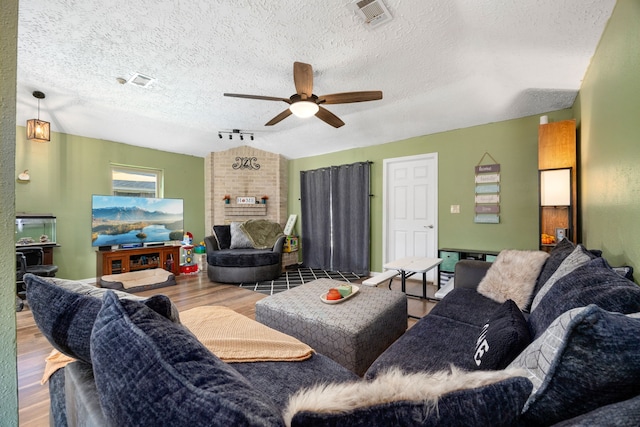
xmin=238 ymin=267 xmax=363 ymax=295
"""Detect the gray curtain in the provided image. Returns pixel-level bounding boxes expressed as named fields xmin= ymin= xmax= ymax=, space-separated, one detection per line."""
xmin=300 ymin=162 xmax=370 ymax=274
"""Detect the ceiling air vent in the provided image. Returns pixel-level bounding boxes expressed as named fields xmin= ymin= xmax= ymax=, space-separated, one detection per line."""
xmin=127 ymin=72 xmax=155 ymax=88
xmin=351 ymin=0 xmax=393 ymax=29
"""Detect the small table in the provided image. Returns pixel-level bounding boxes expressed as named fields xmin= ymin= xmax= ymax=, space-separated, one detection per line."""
xmin=255 ymin=278 xmax=407 ymax=375
xmin=383 ymin=256 xmax=443 ymax=300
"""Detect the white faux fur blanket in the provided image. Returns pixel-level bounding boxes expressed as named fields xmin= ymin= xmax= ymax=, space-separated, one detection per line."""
xmin=283 ymin=367 xmax=526 ymax=426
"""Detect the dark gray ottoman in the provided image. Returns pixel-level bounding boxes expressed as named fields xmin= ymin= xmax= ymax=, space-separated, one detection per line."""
xmin=255 ymin=278 xmax=407 ymax=376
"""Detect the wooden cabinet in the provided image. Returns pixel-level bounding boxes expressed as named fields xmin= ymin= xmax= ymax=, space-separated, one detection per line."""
xmin=97 ymin=246 xmax=181 ymax=277
xmin=538 ymin=119 xmax=578 ymax=250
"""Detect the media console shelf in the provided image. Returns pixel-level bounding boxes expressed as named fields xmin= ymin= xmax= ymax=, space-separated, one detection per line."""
xmin=96 ymin=245 xmax=181 ymax=277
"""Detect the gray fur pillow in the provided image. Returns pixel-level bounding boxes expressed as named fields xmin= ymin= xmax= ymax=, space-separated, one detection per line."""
xmin=477 ymin=250 xmax=549 ymax=311
xmin=230 ymin=221 xmax=254 ymax=249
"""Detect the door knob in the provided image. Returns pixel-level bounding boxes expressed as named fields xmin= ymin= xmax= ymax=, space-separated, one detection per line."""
xmin=424 ymin=225 xmax=434 ymax=229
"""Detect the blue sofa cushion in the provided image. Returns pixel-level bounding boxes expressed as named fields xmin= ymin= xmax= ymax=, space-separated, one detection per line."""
xmin=530 ymin=244 xmax=595 ymax=311
xmin=208 ymin=249 xmax=280 ymax=267
xmin=551 ymin=394 xmax=640 ymax=427
xmin=285 ymin=368 xmax=532 ymax=427
xmin=473 ymin=299 xmax=530 ymax=370
xmin=533 ymin=238 xmax=576 ymax=295
xmin=24 ymin=273 xmax=177 ymax=364
xmin=213 ymin=225 xmax=231 ymax=249
xmin=428 ymin=288 xmax=503 ymax=327
xmin=91 ymin=291 xmax=284 ymax=426
xmin=510 ymin=305 xmax=640 ymax=425
xmin=231 ymin=354 xmax=359 ymax=408
xmin=528 ymin=257 xmax=640 ymax=339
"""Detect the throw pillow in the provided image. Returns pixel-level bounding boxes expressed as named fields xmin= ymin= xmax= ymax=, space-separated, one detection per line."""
xmin=284 ymin=367 xmax=531 ymax=427
xmin=530 ymin=244 xmax=595 ymax=311
xmin=527 ymin=256 xmax=640 ymax=338
xmin=612 ymin=265 xmax=635 ymax=281
xmin=230 ymin=221 xmax=255 ymax=249
xmin=24 ymin=274 xmax=178 ymax=364
xmin=533 ymin=238 xmax=575 ymax=295
xmin=212 ymin=225 xmax=231 ymax=250
xmin=91 ymin=291 xmax=284 ymax=426
xmin=472 ymin=299 xmax=531 ymax=370
xmin=508 ymin=305 xmax=640 ymax=425
xmin=477 ymin=250 xmax=549 ymax=310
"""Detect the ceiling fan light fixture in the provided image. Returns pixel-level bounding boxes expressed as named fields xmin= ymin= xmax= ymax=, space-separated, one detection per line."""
xmin=290 ymin=101 xmax=319 ymax=118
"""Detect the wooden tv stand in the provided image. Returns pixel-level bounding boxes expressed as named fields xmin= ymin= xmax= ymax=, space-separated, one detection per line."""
xmin=96 ymin=245 xmax=181 ymax=277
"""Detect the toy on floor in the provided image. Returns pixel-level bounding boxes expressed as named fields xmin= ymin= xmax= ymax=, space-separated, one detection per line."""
xmin=180 ymin=232 xmax=198 ymax=274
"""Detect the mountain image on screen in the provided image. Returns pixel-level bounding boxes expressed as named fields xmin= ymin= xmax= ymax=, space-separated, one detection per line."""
xmin=91 ymin=195 xmax=184 ymax=247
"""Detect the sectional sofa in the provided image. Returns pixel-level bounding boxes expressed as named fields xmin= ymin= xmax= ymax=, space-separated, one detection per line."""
xmin=25 ymin=238 xmax=640 ymax=426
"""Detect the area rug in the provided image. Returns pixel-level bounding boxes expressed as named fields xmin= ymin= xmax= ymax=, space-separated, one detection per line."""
xmin=238 ymin=267 xmax=363 ymax=295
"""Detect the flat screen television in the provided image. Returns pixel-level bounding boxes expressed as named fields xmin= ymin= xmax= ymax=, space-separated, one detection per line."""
xmin=91 ymin=195 xmax=184 ymax=247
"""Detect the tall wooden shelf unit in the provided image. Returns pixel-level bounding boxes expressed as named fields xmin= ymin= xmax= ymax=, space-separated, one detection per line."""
xmin=96 ymin=245 xmax=181 ymax=277
xmin=538 ymin=119 xmax=578 ymax=250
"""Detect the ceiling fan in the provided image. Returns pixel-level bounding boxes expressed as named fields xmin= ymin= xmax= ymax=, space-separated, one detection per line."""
xmin=224 ymin=62 xmax=383 ymax=128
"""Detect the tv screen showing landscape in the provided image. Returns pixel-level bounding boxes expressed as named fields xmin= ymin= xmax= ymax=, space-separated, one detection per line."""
xmin=91 ymin=195 xmax=184 ymax=247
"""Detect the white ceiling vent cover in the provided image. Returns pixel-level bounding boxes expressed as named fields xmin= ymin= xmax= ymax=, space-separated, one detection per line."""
xmin=127 ymin=73 xmax=155 ymax=87
xmin=352 ymin=0 xmax=393 ymax=29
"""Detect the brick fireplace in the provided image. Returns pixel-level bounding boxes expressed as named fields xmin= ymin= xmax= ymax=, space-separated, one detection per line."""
xmin=204 ymin=146 xmax=288 ymax=233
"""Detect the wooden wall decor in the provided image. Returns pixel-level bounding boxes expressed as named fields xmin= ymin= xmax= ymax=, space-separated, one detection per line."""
xmin=474 ymin=152 xmax=501 ymax=224
xmin=232 ymin=157 xmax=261 ymax=170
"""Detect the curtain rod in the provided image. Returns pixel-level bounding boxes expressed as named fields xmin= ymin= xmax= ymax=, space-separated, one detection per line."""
xmin=300 ymin=160 xmax=373 ymax=174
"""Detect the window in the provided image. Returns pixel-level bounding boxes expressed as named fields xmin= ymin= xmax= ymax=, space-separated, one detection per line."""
xmin=111 ymin=165 xmax=163 ymax=198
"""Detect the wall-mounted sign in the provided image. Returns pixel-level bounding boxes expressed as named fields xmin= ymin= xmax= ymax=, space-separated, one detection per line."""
xmin=237 ymin=197 xmax=256 ymax=204
xmin=475 ymin=194 xmax=500 ymax=204
xmin=474 ymin=153 xmax=501 ymax=224
xmin=232 ymin=157 xmax=261 ymax=170
xmin=475 ymin=164 xmax=500 ymax=174
xmin=475 ymin=184 xmax=500 ymax=194
xmin=475 ymin=214 xmax=500 ymax=224
xmin=475 ymin=205 xmax=500 ymax=214
xmin=475 ymin=173 xmax=500 ymax=184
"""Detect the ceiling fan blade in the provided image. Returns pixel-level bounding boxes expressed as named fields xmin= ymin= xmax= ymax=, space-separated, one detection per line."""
xmin=293 ymin=62 xmax=314 ymax=99
xmin=315 ymin=106 xmax=345 ymax=128
xmin=224 ymin=93 xmax=291 ymax=103
xmin=265 ymin=109 xmax=293 ymax=126
xmin=318 ymin=91 xmax=383 ymax=104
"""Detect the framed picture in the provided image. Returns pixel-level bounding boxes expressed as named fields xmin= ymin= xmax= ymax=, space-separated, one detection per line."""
xmin=284 ymin=214 xmax=297 ymax=235
xmin=555 ymin=228 xmax=567 ymax=242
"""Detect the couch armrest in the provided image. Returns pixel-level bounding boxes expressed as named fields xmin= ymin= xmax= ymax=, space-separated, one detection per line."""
xmin=272 ymin=235 xmax=286 ymax=253
xmin=204 ymin=235 xmax=220 ymax=253
xmin=454 ymin=260 xmax=491 ymax=290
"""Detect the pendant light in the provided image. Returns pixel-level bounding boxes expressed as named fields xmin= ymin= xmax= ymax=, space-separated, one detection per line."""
xmin=26 ymin=91 xmax=50 ymax=143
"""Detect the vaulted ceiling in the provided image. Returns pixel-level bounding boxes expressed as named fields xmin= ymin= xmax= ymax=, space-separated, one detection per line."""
xmin=16 ymin=0 xmax=616 ymax=159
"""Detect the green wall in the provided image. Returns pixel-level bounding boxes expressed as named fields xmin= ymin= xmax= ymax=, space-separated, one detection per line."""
xmin=0 ymin=0 xmax=19 ymax=423
xmin=574 ymin=0 xmax=640 ymax=271
xmin=15 ymin=130 xmax=206 ymax=280
xmin=289 ymin=110 xmax=574 ymax=272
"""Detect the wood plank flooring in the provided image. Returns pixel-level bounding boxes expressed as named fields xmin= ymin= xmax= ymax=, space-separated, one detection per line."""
xmin=16 ymin=271 xmax=436 ymax=426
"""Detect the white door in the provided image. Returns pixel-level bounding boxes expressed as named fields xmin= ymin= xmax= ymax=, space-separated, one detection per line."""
xmin=383 ymin=153 xmax=438 ymax=276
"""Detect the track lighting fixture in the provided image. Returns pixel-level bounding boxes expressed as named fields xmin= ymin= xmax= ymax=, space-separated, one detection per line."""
xmin=217 ymin=129 xmax=255 ymax=141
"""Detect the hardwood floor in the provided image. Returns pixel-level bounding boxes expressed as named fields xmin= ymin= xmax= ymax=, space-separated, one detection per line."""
xmin=16 ymin=271 xmax=436 ymax=426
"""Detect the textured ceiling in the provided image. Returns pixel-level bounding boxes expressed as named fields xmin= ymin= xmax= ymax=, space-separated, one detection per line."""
xmin=16 ymin=0 xmax=616 ymax=159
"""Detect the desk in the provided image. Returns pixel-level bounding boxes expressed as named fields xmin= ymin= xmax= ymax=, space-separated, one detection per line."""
xmin=383 ymin=256 xmax=443 ymax=300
